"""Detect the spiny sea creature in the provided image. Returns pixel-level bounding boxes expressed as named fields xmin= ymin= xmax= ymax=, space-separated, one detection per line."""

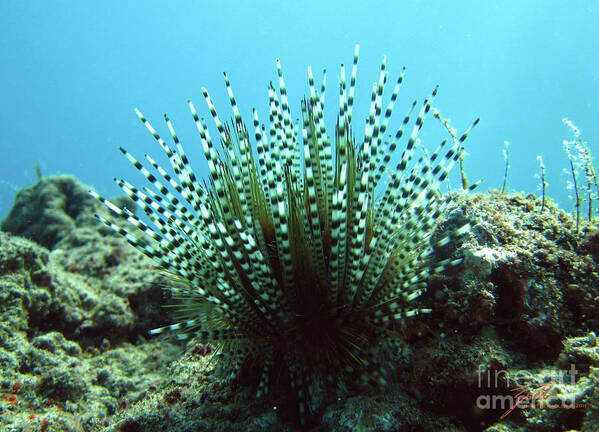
xmin=91 ymin=45 xmax=478 ymax=424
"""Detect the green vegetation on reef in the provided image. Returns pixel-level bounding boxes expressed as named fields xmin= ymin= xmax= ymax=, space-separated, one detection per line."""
xmin=1 ymin=174 xmax=599 ymax=431
xmin=562 ymin=118 xmax=599 ymax=232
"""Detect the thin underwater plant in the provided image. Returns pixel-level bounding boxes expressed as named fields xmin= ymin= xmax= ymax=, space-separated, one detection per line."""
xmin=562 ymin=118 xmax=598 ymax=230
xmin=431 ymin=107 xmax=475 ymax=190
xmin=91 ymin=45 xmax=478 ymax=425
xmin=535 ymin=155 xmax=547 ymax=213
xmin=563 ymin=139 xmax=581 ymax=232
xmin=501 ymin=141 xmax=510 ymax=194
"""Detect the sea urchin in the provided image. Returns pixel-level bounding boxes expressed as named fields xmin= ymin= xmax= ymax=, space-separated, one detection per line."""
xmin=92 ymin=45 xmax=477 ymax=424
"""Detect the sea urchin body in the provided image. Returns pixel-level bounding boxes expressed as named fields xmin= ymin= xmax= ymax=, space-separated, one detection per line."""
xmin=92 ymin=45 xmax=477 ymax=424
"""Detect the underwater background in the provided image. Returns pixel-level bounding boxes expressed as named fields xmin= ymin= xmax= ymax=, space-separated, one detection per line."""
xmin=1 ymin=0 xmax=598 ymax=218
xmin=2 ymin=2 xmax=599 ymax=432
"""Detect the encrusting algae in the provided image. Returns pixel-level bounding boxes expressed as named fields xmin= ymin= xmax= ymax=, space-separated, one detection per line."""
xmin=91 ymin=45 xmax=478 ymax=424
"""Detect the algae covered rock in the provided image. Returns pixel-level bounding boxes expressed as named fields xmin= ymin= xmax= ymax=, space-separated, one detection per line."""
xmin=1 ymin=175 xmax=169 ymax=341
xmin=0 ymin=176 xmax=182 ymax=432
xmin=1 ymin=175 xmax=105 ymax=249
xmin=0 ymin=231 xmax=139 ymax=345
xmin=0 ymin=232 xmax=181 ymax=431
xmin=380 ymin=191 xmax=599 ymax=431
xmin=2 ymin=175 xmax=599 ymax=431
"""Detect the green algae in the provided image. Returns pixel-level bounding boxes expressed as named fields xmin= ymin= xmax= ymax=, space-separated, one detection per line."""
xmin=1 ymin=176 xmax=598 ymax=431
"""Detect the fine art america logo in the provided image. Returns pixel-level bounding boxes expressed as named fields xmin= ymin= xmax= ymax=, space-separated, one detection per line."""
xmin=476 ymin=364 xmax=587 ymax=419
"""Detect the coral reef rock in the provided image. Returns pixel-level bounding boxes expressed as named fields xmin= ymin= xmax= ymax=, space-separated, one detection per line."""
xmin=1 ymin=177 xmax=598 ymax=431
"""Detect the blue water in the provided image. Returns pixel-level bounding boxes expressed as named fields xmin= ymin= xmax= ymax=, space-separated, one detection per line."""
xmin=1 ymin=0 xmax=597 ymax=218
